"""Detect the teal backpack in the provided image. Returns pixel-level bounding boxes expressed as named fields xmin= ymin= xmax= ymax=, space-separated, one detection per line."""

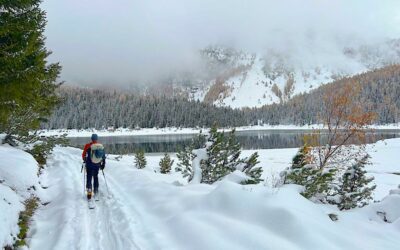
xmin=90 ymin=143 xmax=105 ymax=164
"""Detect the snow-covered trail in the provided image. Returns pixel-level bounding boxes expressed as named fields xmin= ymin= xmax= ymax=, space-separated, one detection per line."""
xmin=25 ymin=141 xmax=400 ymax=250
xmin=29 ymin=147 xmax=152 ymax=250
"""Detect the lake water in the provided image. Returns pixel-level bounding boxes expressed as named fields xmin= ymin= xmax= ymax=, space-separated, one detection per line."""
xmin=67 ymin=129 xmax=400 ymax=155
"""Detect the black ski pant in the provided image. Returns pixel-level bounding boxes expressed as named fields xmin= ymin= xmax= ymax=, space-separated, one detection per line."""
xmin=86 ymin=165 xmax=99 ymax=192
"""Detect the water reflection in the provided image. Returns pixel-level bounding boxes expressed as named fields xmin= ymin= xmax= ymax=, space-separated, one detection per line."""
xmin=68 ymin=130 xmax=400 ymax=154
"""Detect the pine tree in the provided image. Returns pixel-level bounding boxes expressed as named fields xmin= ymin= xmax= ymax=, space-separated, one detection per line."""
xmin=336 ymin=155 xmax=376 ymax=210
xmin=200 ymin=125 xmax=227 ymax=183
xmin=176 ymin=146 xmax=196 ymax=181
xmin=191 ymin=132 xmax=207 ymax=149
xmin=284 ymin=145 xmax=311 ymax=185
xmin=242 ymin=152 xmax=263 ymax=184
xmin=159 ymin=153 xmax=174 ymax=174
xmin=284 ymin=145 xmax=336 ymax=200
xmin=134 ymin=150 xmax=147 ymax=169
xmin=200 ymin=126 xmax=263 ymax=184
xmin=301 ymin=167 xmax=337 ymax=200
xmin=292 ymin=145 xmax=311 ymax=169
xmin=0 ymin=1 xmax=62 ymax=143
xmin=223 ymin=129 xmax=241 ymax=170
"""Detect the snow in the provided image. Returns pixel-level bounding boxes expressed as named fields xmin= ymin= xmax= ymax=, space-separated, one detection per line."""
xmin=1 ymin=138 xmax=400 ymax=249
xmin=366 ymin=139 xmax=400 ymax=200
xmin=0 ymin=184 xmax=24 ymax=247
xmin=0 ymin=145 xmax=39 ymax=196
xmin=0 ymin=145 xmax=40 ymax=248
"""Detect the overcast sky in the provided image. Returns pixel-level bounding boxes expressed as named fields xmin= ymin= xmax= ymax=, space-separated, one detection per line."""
xmin=42 ymin=0 xmax=400 ymax=86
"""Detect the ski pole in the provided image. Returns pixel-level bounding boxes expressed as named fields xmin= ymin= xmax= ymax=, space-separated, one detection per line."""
xmin=101 ymin=169 xmax=110 ymax=196
xmin=83 ymin=165 xmax=86 ymax=196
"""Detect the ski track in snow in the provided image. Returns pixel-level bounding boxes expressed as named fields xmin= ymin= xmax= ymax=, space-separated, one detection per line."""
xmin=25 ymin=140 xmax=400 ymax=250
xmin=30 ymin=148 xmax=147 ymax=250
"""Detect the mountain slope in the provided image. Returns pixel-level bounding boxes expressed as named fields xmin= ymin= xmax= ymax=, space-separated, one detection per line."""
xmin=251 ymin=64 xmax=400 ymax=125
xmin=189 ymin=40 xmax=400 ymax=108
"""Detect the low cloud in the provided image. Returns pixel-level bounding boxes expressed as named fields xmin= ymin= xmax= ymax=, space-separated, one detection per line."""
xmin=42 ymin=0 xmax=400 ymax=86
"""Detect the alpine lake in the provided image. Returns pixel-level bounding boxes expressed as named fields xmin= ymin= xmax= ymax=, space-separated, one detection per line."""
xmin=67 ymin=129 xmax=400 ymax=155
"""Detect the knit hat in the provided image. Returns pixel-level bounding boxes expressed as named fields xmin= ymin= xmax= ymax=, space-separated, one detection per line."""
xmin=91 ymin=134 xmax=98 ymax=141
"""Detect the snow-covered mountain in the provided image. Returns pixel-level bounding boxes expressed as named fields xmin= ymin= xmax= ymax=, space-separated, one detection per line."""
xmin=184 ymin=40 xmax=400 ymax=108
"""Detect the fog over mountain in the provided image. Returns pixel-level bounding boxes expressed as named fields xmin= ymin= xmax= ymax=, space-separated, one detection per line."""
xmin=42 ymin=0 xmax=400 ymax=87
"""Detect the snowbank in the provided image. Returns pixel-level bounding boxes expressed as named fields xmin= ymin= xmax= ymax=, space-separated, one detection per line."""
xmin=366 ymin=138 xmax=400 ymax=200
xmin=0 ymin=145 xmax=40 ymax=248
xmin=27 ymin=140 xmax=400 ymax=250
xmin=105 ymin=156 xmax=400 ymax=250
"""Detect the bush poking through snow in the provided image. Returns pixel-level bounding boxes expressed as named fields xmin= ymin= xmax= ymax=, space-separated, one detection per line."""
xmin=159 ymin=153 xmax=174 ymax=174
xmin=334 ymin=155 xmax=376 ymax=210
xmin=176 ymin=146 xmax=196 ymax=181
xmin=134 ymin=150 xmax=147 ymax=169
xmin=27 ymin=135 xmax=69 ymax=168
xmin=14 ymin=197 xmax=39 ymax=248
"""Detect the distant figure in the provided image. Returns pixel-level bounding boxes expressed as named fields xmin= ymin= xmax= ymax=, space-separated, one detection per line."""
xmin=82 ymin=134 xmax=105 ymax=200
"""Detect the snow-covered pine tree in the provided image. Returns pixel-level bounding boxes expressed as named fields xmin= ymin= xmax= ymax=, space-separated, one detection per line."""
xmin=284 ymin=145 xmax=336 ymax=200
xmin=176 ymin=146 xmax=196 ymax=181
xmin=301 ymin=167 xmax=337 ymax=201
xmin=241 ymin=152 xmax=263 ymax=184
xmin=292 ymin=145 xmax=311 ymax=169
xmin=159 ymin=153 xmax=174 ymax=174
xmin=191 ymin=132 xmax=207 ymax=149
xmin=134 ymin=150 xmax=147 ymax=169
xmin=200 ymin=126 xmax=263 ymax=184
xmin=223 ymin=129 xmax=241 ymax=170
xmin=336 ymin=155 xmax=376 ymax=210
xmin=284 ymin=145 xmax=311 ymax=185
xmin=200 ymin=126 xmax=226 ymax=183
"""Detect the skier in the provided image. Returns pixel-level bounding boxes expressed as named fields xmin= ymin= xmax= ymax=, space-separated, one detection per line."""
xmin=82 ymin=134 xmax=106 ymax=200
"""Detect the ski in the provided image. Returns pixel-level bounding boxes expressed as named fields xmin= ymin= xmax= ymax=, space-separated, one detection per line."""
xmin=88 ymin=199 xmax=95 ymax=209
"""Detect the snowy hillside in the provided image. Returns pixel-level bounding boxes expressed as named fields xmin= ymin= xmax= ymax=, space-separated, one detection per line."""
xmin=0 ymin=145 xmax=41 ymax=247
xmin=189 ymin=40 xmax=400 ymax=108
xmin=1 ymin=139 xmax=400 ymax=249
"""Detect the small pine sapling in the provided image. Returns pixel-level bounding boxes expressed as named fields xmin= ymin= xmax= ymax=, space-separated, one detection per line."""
xmin=159 ymin=153 xmax=174 ymax=174
xmin=200 ymin=126 xmax=226 ymax=183
xmin=284 ymin=145 xmax=336 ymax=201
xmin=200 ymin=126 xmax=263 ymax=184
xmin=284 ymin=145 xmax=311 ymax=185
xmin=191 ymin=132 xmax=207 ymax=149
xmin=134 ymin=150 xmax=147 ymax=169
xmin=176 ymin=146 xmax=196 ymax=181
xmin=241 ymin=152 xmax=263 ymax=184
xmin=336 ymin=155 xmax=376 ymax=210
